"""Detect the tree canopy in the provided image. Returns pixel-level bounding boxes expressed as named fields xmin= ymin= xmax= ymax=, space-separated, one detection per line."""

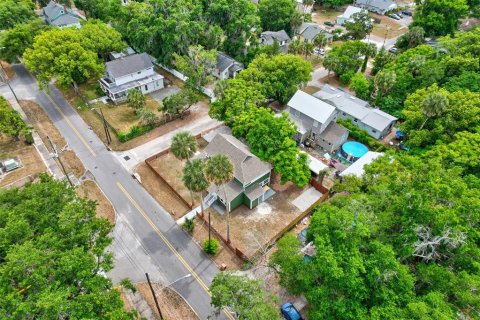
xmin=210 ymin=272 xmax=281 ymax=320
xmin=0 ymin=0 xmax=35 ymax=30
xmin=412 ymin=0 xmax=469 ymax=36
xmin=0 ymin=176 xmax=135 ymax=319
xmin=258 ymin=0 xmax=296 ymax=35
xmin=23 ymin=21 xmax=125 ymax=87
xmin=0 ymin=97 xmax=29 ymax=141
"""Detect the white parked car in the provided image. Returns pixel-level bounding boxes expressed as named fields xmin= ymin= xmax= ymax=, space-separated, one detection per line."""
xmin=314 ymin=48 xmax=325 ymax=56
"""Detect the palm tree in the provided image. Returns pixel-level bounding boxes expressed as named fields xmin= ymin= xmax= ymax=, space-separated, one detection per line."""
xmin=204 ymin=154 xmax=234 ymax=243
xmin=171 ymin=131 xmax=197 ymax=205
xmin=183 ymin=159 xmax=210 ymax=241
xmin=313 ymin=33 xmax=326 ymax=49
xmin=374 ymin=69 xmax=397 ymax=97
xmin=420 ymin=91 xmax=449 ymax=130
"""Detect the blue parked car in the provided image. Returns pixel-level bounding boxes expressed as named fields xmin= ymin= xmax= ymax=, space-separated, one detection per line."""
xmin=281 ymin=303 xmax=303 ymax=320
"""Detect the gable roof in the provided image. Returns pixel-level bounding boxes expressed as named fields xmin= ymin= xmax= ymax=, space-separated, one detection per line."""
xmin=202 ymin=134 xmax=272 ymax=185
xmin=340 ymin=151 xmax=384 ymax=177
xmin=105 ymin=53 xmax=153 ymax=79
xmin=338 ymin=6 xmax=364 ymax=20
xmin=288 ymin=90 xmax=336 ymax=124
xmin=43 ymin=0 xmax=81 ymax=26
xmin=314 ymin=85 xmax=397 ymax=132
xmin=260 ymin=30 xmax=291 ymax=45
xmin=216 ymin=52 xmax=242 ymax=73
xmin=355 ymin=0 xmax=397 ymax=11
xmin=299 ymin=23 xmax=324 ymax=40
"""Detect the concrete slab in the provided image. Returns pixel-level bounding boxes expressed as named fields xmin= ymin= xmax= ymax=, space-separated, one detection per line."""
xmin=291 ymin=187 xmax=322 ymax=212
xmin=149 ymin=85 xmax=181 ymax=104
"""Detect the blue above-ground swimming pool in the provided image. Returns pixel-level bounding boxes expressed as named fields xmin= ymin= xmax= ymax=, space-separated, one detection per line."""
xmin=339 ymin=141 xmax=369 ymax=162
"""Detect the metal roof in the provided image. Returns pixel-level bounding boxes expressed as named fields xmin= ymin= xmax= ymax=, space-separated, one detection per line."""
xmin=314 ymin=85 xmax=397 ymax=132
xmin=338 ymin=6 xmax=364 ymax=19
xmin=355 ymin=0 xmax=397 ymax=11
xmin=288 ymin=90 xmax=336 ymax=125
xmin=340 ymin=151 xmax=384 ymax=177
xmin=105 ymin=53 xmax=153 ymax=79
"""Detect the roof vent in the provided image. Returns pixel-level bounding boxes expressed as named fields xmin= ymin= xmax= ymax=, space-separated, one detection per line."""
xmin=336 ymin=94 xmax=342 ymax=98
xmin=350 ymin=96 xmax=356 ymax=100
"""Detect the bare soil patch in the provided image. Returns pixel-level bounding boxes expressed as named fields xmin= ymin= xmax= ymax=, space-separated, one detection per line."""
xmin=20 ymin=100 xmax=85 ymax=177
xmin=136 ymin=162 xmax=190 ymax=218
xmin=371 ymin=13 xmax=404 ymax=39
xmin=0 ymin=138 xmax=46 ymax=188
xmin=207 ymin=173 xmax=308 ymax=258
xmin=146 ymin=137 xmax=208 ymax=213
xmin=76 ymin=180 xmax=115 ymax=224
xmin=0 ymin=61 xmax=15 ymax=80
xmin=136 ymin=283 xmax=199 ymax=320
xmin=191 ymin=216 xmax=244 ymax=270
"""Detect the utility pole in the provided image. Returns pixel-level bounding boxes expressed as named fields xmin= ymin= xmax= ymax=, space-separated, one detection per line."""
xmin=145 ymin=273 xmax=164 ymax=320
xmin=99 ymin=108 xmax=111 ymax=145
xmin=47 ymin=135 xmax=73 ymax=187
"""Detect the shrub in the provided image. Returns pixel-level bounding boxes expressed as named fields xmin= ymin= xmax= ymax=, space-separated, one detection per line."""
xmin=340 ymin=70 xmax=355 ymax=85
xmin=120 ymin=278 xmax=137 ymax=293
xmin=203 ymin=238 xmax=219 ymax=255
xmin=183 ymin=217 xmax=195 ymax=233
xmin=337 ymin=118 xmax=383 ymax=149
xmin=117 ymin=125 xmax=153 ymax=142
xmin=95 ymin=84 xmax=105 ymax=97
xmin=24 ymin=131 xmax=34 ymax=145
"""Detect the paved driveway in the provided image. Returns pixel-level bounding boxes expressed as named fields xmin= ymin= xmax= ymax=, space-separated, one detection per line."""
xmin=149 ymin=85 xmax=181 ymax=104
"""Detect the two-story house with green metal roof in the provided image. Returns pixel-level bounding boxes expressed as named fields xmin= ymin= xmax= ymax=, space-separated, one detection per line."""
xmin=201 ymin=134 xmax=274 ymax=212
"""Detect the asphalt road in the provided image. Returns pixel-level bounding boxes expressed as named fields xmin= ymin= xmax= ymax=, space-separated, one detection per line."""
xmin=6 ymin=65 xmax=229 ymax=320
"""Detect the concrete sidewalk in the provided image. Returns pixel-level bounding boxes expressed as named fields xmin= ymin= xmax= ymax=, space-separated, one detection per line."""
xmin=116 ymin=115 xmax=222 ymax=172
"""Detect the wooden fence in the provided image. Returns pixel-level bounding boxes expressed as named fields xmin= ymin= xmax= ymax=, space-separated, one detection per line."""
xmin=310 ymin=178 xmax=330 ymax=194
xmin=249 ymin=191 xmax=329 ymax=261
xmin=196 ymin=211 xmax=249 ymax=261
xmin=145 ymin=153 xmax=193 ymax=210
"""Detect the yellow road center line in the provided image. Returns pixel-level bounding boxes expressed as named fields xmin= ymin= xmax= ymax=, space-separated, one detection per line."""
xmin=45 ymin=93 xmax=96 ymax=157
xmin=117 ymin=182 xmax=236 ymax=320
xmin=117 ymin=182 xmax=210 ymax=291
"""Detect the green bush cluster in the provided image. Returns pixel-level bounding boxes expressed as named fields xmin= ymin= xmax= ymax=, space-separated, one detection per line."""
xmin=337 ymin=118 xmax=385 ymax=151
xmin=117 ymin=125 xmax=153 ymax=142
xmin=203 ymin=238 xmax=219 ymax=255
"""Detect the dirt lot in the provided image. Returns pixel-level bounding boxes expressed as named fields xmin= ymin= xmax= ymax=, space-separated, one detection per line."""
xmin=146 ymin=137 xmax=208 ymax=210
xmin=136 ymin=283 xmax=199 ymax=320
xmin=1 ymin=61 xmax=15 ymax=80
xmin=206 ymin=173 xmax=309 ymax=258
xmin=136 ymin=162 xmax=191 ymax=218
xmin=191 ymin=216 xmax=244 ymax=270
xmin=76 ymin=180 xmax=115 ymax=224
xmin=0 ymin=138 xmax=46 ymax=188
xmin=371 ymin=13 xmax=405 ymax=39
xmin=311 ymin=6 xmax=343 ymax=26
xmin=20 ymin=100 xmax=85 ymax=178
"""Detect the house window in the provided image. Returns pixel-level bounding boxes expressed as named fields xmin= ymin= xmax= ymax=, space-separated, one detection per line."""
xmin=145 ymin=85 xmax=148 ymax=91
xmin=295 ymin=110 xmax=300 ymax=117
xmin=313 ymin=120 xmax=319 ymax=127
xmin=372 ymin=130 xmax=377 ymax=133
xmin=260 ymin=177 xmax=270 ymax=187
xmin=354 ymin=119 xmax=358 ymax=122
xmin=137 ymin=71 xmax=141 ymax=74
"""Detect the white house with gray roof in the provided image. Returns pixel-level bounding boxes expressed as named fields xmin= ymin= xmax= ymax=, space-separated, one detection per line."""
xmin=43 ymin=0 xmax=83 ymax=28
xmin=337 ymin=6 xmax=366 ymax=26
xmin=201 ymin=134 xmax=273 ymax=211
xmin=314 ymin=85 xmax=397 ymax=139
xmin=260 ymin=30 xmax=291 ymax=53
xmin=354 ymin=0 xmax=397 ymax=15
xmin=287 ymin=90 xmax=349 ymax=153
xmin=99 ymin=53 xmax=164 ymax=104
xmin=214 ymin=52 xmax=244 ymax=80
